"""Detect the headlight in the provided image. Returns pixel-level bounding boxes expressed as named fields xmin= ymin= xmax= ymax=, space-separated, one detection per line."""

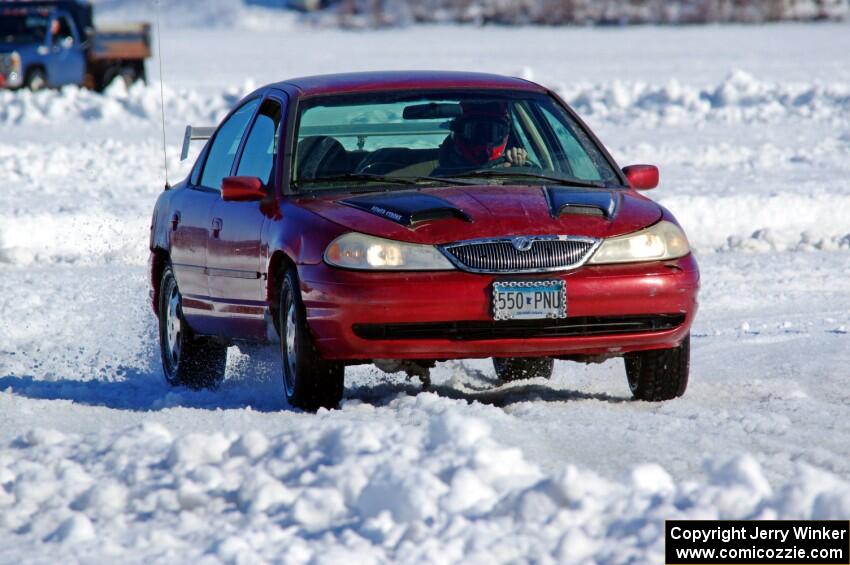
xmin=324 ymin=232 xmax=455 ymax=271
xmin=2 ymin=52 xmax=20 ymax=72
xmin=588 ymin=221 xmax=690 ymax=264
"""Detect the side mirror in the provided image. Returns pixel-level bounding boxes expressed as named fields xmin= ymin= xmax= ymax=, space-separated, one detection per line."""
xmin=622 ymin=164 xmax=659 ymax=190
xmin=221 ymin=176 xmax=266 ymax=202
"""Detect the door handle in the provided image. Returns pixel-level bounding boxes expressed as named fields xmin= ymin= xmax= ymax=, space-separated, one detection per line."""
xmin=171 ymin=212 xmax=181 ymax=231
xmin=211 ymin=217 xmax=223 ymax=238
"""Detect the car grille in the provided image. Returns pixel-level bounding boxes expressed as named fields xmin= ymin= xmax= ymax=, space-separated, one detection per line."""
xmin=441 ymin=236 xmax=599 ymax=273
xmin=353 ymin=314 xmax=685 ymax=341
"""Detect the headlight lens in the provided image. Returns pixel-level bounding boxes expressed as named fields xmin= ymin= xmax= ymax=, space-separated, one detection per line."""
xmin=324 ymin=232 xmax=455 ymax=271
xmin=2 ymin=52 xmax=20 ymax=72
xmin=589 ymin=221 xmax=690 ymax=264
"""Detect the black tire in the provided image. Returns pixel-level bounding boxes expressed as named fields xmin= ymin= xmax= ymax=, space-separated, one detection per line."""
xmin=95 ymin=67 xmax=118 ymax=92
xmin=493 ymin=357 xmax=554 ymax=382
xmin=94 ymin=65 xmax=138 ymax=92
xmin=624 ymin=334 xmax=690 ymax=401
xmin=158 ymin=265 xmax=227 ymax=389
xmin=25 ymin=68 xmax=47 ymax=92
xmin=279 ymin=269 xmax=344 ymax=410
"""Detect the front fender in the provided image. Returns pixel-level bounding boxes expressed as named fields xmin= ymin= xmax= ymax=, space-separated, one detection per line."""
xmin=264 ymin=200 xmax=349 ymax=270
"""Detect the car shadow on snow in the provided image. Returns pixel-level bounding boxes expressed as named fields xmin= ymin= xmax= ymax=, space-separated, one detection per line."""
xmin=344 ymin=359 xmax=630 ymax=407
xmin=345 ymin=380 xmax=629 ymax=408
xmin=0 ymin=371 xmax=628 ymax=413
xmin=0 ymin=346 xmax=627 ymax=413
xmin=0 ymin=345 xmax=292 ymax=413
xmin=0 ymin=371 xmax=290 ymax=413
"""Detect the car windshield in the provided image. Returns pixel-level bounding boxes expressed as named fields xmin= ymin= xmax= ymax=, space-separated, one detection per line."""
xmin=0 ymin=15 xmax=49 ymax=44
xmin=291 ymin=90 xmax=622 ymax=191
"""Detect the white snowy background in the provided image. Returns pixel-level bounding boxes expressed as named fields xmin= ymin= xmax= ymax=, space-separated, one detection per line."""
xmin=1 ymin=4 xmax=850 ymax=563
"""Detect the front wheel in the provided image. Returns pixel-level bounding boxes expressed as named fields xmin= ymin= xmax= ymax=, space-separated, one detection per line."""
xmin=624 ymin=334 xmax=690 ymax=401
xmin=25 ymin=68 xmax=47 ymax=92
xmin=493 ymin=357 xmax=554 ymax=382
xmin=158 ymin=265 xmax=227 ymax=389
xmin=279 ymin=269 xmax=344 ymax=410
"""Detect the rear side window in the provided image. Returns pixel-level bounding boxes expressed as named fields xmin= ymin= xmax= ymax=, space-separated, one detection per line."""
xmin=200 ymin=98 xmax=260 ymax=190
xmin=236 ymin=99 xmax=283 ymax=186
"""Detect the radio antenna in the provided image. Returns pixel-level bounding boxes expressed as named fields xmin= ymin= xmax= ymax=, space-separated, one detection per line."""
xmin=154 ymin=0 xmax=170 ymax=189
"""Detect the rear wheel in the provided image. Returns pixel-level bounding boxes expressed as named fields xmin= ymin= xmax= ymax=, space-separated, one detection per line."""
xmin=279 ymin=269 xmax=344 ymax=410
xmin=119 ymin=65 xmax=139 ymax=87
xmin=158 ymin=265 xmax=227 ymax=389
xmin=493 ymin=357 xmax=554 ymax=382
xmin=624 ymin=334 xmax=690 ymax=401
xmin=95 ymin=65 xmax=139 ymax=92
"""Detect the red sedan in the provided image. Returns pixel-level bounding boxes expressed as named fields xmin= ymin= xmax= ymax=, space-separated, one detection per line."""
xmin=149 ymin=71 xmax=699 ymax=410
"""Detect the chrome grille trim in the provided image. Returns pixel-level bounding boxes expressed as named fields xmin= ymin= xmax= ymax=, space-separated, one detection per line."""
xmin=440 ymin=235 xmax=601 ymax=274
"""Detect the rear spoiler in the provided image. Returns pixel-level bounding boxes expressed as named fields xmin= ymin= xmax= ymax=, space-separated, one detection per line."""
xmin=180 ymin=125 xmax=215 ymax=161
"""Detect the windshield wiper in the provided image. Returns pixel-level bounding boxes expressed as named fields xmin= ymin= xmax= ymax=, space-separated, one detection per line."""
xmin=445 ymin=170 xmax=609 ymax=189
xmin=408 ymin=176 xmax=476 ymax=186
xmin=293 ymin=173 xmax=418 ymax=188
xmin=293 ymin=173 xmax=477 ymax=190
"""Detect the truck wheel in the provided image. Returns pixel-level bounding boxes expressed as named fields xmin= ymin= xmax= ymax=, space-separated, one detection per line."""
xmin=624 ymin=334 xmax=690 ymax=401
xmin=25 ymin=68 xmax=47 ymax=92
xmin=158 ymin=265 xmax=227 ymax=389
xmin=119 ymin=65 xmax=138 ymax=87
xmin=95 ymin=66 xmax=136 ymax=92
xmin=493 ymin=357 xmax=554 ymax=381
xmin=279 ymin=269 xmax=344 ymax=410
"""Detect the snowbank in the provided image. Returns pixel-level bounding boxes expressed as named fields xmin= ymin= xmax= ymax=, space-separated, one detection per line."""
xmin=1 ymin=402 xmax=848 ymax=562
xmin=91 ymin=0 xmax=849 ymax=29
xmin=662 ymin=192 xmax=850 ymax=253
xmin=2 ymin=72 xmax=848 ymax=130
xmin=0 ymin=79 xmax=252 ymax=130
xmin=93 ymin=0 xmax=300 ymax=31
xmin=561 ymin=70 xmax=850 ymax=126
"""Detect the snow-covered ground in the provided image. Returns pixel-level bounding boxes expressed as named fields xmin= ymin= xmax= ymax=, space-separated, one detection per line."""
xmin=1 ymin=22 xmax=850 ymax=563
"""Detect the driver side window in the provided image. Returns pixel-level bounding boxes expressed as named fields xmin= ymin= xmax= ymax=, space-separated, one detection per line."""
xmin=200 ymin=99 xmax=261 ymax=190
xmin=236 ymin=99 xmax=282 ymax=186
xmin=51 ymin=16 xmax=74 ymax=46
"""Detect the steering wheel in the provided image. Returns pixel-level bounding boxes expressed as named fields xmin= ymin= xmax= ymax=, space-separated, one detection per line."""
xmin=489 ymin=155 xmax=543 ymax=171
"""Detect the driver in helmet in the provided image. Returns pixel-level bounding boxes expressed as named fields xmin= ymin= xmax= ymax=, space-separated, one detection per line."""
xmin=433 ymin=102 xmax=529 ymax=175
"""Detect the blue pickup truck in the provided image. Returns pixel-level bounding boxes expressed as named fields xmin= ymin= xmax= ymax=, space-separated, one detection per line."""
xmin=0 ymin=0 xmax=150 ymax=91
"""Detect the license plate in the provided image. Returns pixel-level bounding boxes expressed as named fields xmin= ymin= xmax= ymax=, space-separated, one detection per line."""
xmin=492 ymin=280 xmax=567 ymax=321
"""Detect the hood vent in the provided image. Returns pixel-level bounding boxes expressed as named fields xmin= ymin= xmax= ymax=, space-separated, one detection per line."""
xmin=340 ymin=192 xmax=471 ymax=227
xmin=544 ymin=187 xmax=618 ymax=219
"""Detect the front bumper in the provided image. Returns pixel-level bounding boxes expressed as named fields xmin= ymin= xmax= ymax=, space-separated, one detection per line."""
xmin=299 ymin=254 xmax=700 ymax=361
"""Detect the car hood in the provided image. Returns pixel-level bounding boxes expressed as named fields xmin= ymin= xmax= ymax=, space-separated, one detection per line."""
xmin=295 ymin=185 xmax=663 ymax=245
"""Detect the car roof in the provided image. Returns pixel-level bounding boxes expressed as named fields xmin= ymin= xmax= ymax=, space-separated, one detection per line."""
xmin=273 ymin=71 xmax=547 ymax=97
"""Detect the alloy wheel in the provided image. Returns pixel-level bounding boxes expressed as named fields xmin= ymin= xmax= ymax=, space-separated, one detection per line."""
xmin=283 ymin=299 xmax=298 ymax=393
xmin=165 ymin=284 xmax=182 ymax=372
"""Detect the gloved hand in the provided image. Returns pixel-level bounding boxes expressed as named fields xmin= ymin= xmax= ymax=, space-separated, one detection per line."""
xmin=501 ymin=147 xmax=529 ymax=167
